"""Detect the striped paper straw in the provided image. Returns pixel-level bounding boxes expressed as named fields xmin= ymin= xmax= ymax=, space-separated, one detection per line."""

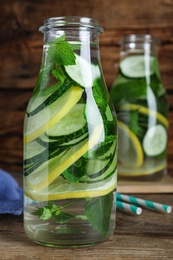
xmin=116 ymin=200 xmax=142 ymax=215
xmin=117 ymin=193 xmax=172 ymax=214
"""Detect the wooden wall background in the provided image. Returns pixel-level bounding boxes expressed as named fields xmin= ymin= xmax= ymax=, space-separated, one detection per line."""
xmin=0 ymin=0 xmax=173 ymax=174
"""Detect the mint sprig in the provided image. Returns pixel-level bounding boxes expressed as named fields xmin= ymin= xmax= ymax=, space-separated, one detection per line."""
xmin=32 ymin=193 xmax=114 ymax=237
xmin=32 ymin=201 xmax=74 ymax=223
xmin=48 ymin=35 xmax=76 ymax=66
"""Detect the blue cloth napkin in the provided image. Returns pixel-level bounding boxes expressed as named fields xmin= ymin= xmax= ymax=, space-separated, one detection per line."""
xmin=0 ymin=168 xmax=23 ymax=215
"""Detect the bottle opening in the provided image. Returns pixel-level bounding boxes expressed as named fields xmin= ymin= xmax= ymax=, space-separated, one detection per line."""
xmin=120 ymin=34 xmax=160 ymax=45
xmin=39 ymin=16 xmax=103 ymax=34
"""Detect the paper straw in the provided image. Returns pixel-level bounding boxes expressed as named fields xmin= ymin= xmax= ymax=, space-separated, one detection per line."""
xmin=117 ymin=193 xmax=172 ymax=214
xmin=116 ymin=200 xmax=142 ymax=215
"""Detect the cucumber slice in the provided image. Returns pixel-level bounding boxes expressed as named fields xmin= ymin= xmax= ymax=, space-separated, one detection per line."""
xmin=24 ymin=149 xmax=66 ymax=176
xmin=26 ymin=82 xmax=61 ymax=116
xmin=26 ymin=124 xmax=104 ymax=190
xmin=27 ymin=81 xmax=72 ymax=116
xmin=80 ymin=148 xmax=117 ymax=183
xmin=24 ymin=140 xmax=66 ymax=176
xmin=94 ymin=140 xmax=116 ymax=160
xmin=38 ymin=132 xmax=88 ymax=148
xmin=24 ymin=140 xmax=45 ymax=160
xmin=64 ymin=54 xmax=100 ymax=88
xmin=119 ymin=55 xmax=155 ymax=78
xmin=24 ymin=140 xmax=47 ymax=175
xmin=25 ymin=148 xmax=67 ymax=178
xmin=24 ymin=86 xmax=83 ymax=144
xmin=142 ymin=124 xmax=167 ymax=156
xmin=46 ymin=103 xmax=86 ymax=137
xmin=85 ymin=158 xmax=110 ymax=176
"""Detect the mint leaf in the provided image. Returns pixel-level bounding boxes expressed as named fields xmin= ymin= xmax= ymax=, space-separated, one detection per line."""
xmin=129 ymin=110 xmax=139 ymax=135
xmin=53 ymin=211 xmax=75 ymax=224
xmin=129 ymin=110 xmax=146 ymax=140
xmin=48 ymin=35 xmax=76 ymax=66
xmin=84 ymin=192 xmax=113 ymax=237
xmin=105 ymin=105 xmax=114 ymax=122
xmin=32 ymin=201 xmax=62 ymax=221
xmin=52 ymin=67 xmax=66 ymax=83
xmin=110 ymin=75 xmax=147 ymax=106
xmin=62 ymin=158 xmax=87 ymax=183
xmin=86 ymin=135 xmax=116 ymax=159
xmin=31 ymin=200 xmax=86 ymax=225
xmin=93 ymin=78 xmax=108 ymax=110
xmin=117 ymin=109 xmax=148 ymax=140
xmin=32 ymin=207 xmax=52 ymax=221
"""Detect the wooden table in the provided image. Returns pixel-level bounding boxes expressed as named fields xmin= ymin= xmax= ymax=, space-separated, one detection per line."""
xmin=0 ymin=175 xmax=173 ymax=260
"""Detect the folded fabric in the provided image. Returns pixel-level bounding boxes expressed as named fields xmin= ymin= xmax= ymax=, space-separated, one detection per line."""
xmin=0 ymin=168 xmax=23 ymax=215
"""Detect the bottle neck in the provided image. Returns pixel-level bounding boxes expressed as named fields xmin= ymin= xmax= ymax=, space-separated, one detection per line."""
xmin=120 ymin=42 xmax=159 ymax=59
xmin=40 ymin=16 xmax=103 ymax=44
xmin=40 ymin=30 xmax=101 ymax=69
xmin=39 ymin=16 xmax=103 ymax=69
xmin=36 ymin=17 xmax=104 ymax=92
xmin=43 ymin=29 xmax=100 ymax=45
xmin=119 ymin=34 xmax=160 ymax=59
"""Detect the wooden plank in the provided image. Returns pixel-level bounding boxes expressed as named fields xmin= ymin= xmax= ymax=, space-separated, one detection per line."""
xmin=0 ymin=90 xmax=31 ymax=110
xmin=0 ymin=43 xmax=41 ymax=89
xmin=0 ymin=111 xmax=24 ymax=135
xmin=100 ymin=28 xmax=173 ymax=45
xmin=1 ymin=0 xmax=173 ymax=35
xmin=0 ymin=2 xmax=173 ymax=89
xmin=0 ymin=191 xmax=173 ymax=259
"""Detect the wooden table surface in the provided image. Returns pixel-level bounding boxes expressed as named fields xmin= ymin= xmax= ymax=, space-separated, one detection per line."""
xmin=0 ymin=174 xmax=173 ymax=260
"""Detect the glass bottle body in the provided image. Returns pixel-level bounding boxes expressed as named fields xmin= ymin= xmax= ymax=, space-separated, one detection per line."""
xmin=23 ymin=17 xmax=117 ymax=247
xmin=110 ymin=34 xmax=168 ymax=181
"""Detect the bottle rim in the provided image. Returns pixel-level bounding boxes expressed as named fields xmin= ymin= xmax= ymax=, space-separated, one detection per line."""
xmin=119 ymin=34 xmax=161 ymax=45
xmin=39 ymin=16 xmax=104 ymax=34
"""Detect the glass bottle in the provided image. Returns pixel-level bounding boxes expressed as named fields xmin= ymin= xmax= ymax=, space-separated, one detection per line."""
xmin=23 ymin=16 xmax=117 ymax=248
xmin=110 ymin=34 xmax=168 ymax=181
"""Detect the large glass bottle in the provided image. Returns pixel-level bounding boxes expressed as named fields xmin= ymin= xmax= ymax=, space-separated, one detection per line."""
xmin=110 ymin=34 xmax=168 ymax=181
xmin=23 ymin=17 xmax=117 ymax=248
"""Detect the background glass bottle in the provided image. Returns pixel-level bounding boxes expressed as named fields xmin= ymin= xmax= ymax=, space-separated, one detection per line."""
xmin=23 ymin=16 xmax=117 ymax=248
xmin=110 ymin=34 xmax=168 ymax=181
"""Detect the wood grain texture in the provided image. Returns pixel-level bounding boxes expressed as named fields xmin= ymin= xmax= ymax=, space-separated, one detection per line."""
xmin=0 ymin=189 xmax=173 ymax=259
xmin=0 ymin=0 xmax=173 ymax=172
xmin=1 ymin=0 xmax=173 ymax=34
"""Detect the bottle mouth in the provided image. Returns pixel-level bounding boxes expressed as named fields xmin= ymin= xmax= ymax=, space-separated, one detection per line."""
xmin=39 ymin=16 xmax=103 ymax=34
xmin=120 ymin=34 xmax=161 ymax=45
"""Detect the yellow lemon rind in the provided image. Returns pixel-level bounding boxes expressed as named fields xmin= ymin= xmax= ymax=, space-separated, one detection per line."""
xmin=25 ymin=174 xmax=117 ymax=201
xmin=118 ymin=104 xmax=168 ymax=128
xmin=24 ymin=86 xmax=84 ymax=144
xmin=25 ymin=124 xmax=104 ymax=191
xmin=118 ymin=160 xmax=166 ymax=176
xmin=118 ymin=120 xmax=144 ymax=168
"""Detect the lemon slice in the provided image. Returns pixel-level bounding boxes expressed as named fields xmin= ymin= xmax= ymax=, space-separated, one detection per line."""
xmin=118 ymin=104 xmax=168 ymax=128
xmin=24 ymin=86 xmax=83 ymax=144
xmin=25 ymin=123 xmax=104 ymax=192
xmin=118 ymin=120 xmax=143 ymax=168
xmin=25 ymin=173 xmax=117 ymax=201
xmin=118 ymin=159 xmax=166 ymax=176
